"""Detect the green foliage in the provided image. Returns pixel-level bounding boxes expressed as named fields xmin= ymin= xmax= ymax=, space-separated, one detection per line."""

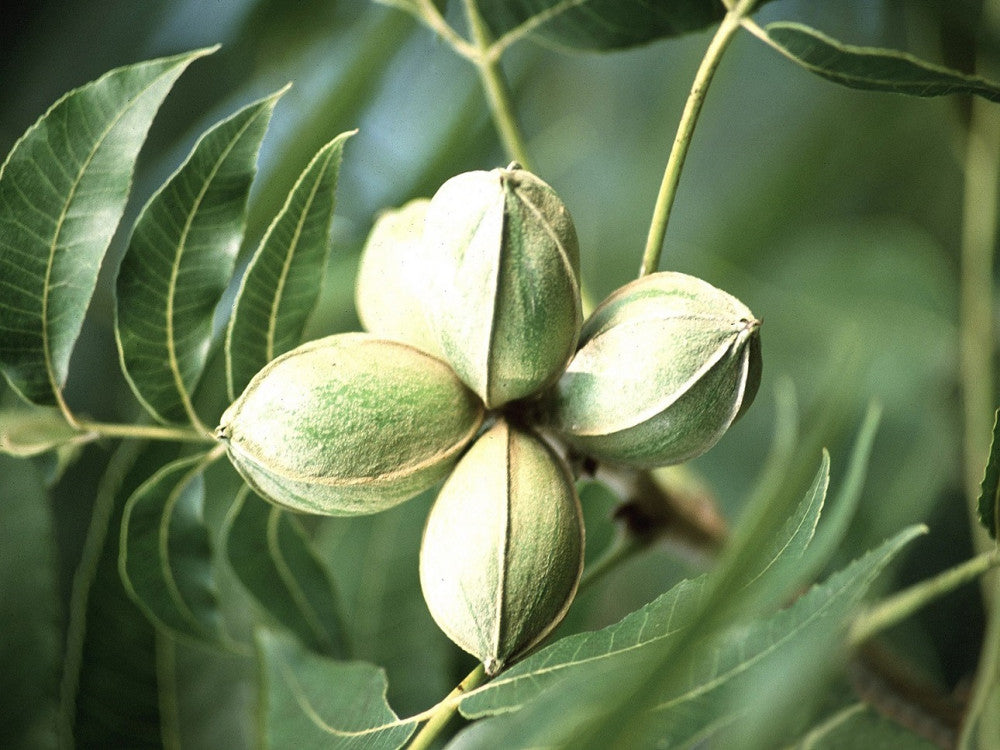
xmin=0 ymin=456 xmax=60 ymax=750
xmin=223 ymin=486 xmax=348 ymax=656
xmin=119 ymin=452 xmax=226 ymax=643
xmin=2 ymin=1 xmax=1000 ymax=748
xmin=116 ymin=92 xmax=281 ymax=427
xmin=470 ymin=0 xmax=768 ymax=50
xmin=227 ymin=132 xmax=354 ymax=400
xmin=255 ymin=629 xmax=418 ymax=749
xmin=760 ymin=22 xmax=1000 ymax=102
xmin=0 ymin=48 xmax=214 ymax=407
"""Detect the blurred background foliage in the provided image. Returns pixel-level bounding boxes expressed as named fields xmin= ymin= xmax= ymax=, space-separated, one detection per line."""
xmin=1 ymin=0 xmax=997 ymax=746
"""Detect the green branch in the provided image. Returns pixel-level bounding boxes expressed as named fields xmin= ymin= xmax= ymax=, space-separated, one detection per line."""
xmin=639 ymin=0 xmax=758 ymax=276
xmin=461 ymin=0 xmax=534 ymax=169
xmin=407 ymin=663 xmax=487 ymax=750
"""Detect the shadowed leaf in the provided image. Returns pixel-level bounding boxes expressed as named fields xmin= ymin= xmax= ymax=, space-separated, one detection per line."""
xmin=256 ymin=628 xmax=417 ymax=750
xmin=119 ymin=452 xmax=227 ymax=643
xmin=977 ymin=408 xmax=1000 ymax=539
xmin=223 ymin=485 xmax=347 ymax=656
xmin=0 ymin=456 xmax=60 ymax=750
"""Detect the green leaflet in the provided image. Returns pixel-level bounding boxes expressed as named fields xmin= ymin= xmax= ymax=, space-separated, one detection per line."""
xmin=452 ymin=526 xmax=925 ymax=749
xmin=119 ymin=452 xmax=227 ymax=643
xmin=223 ymin=485 xmax=348 ymax=657
xmin=115 ymin=90 xmax=283 ymax=428
xmin=317 ymin=489 xmax=457 ymax=718
xmin=255 ymin=629 xmax=417 ymax=750
xmin=0 ymin=456 xmax=60 ymax=750
xmin=761 ymin=22 xmax=1000 ymax=102
xmin=459 ymin=456 xmax=829 ymax=720
xmin=66 ymin=440 xmax=180 ymax=748
xmin=977 ymin=409 xmax=1000 ymax=539
xmin=226 ymin=131 xmax=354 ymax=400
xmin=0 ymin=48 xmax=213 ymax=409
xmin=460 ymin=410 xmax=887 ymax=722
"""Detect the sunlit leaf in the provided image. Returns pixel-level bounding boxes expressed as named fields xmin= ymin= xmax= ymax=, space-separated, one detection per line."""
xmin=226 ymin=131 xmax=354 ymax=400
xmin=977 ymin=408 xmax=1000 ymax=539
xmin=255 ymin=628 xmax=417 ymax=750
xmin=0 ymin=48 xmax=213 ymax=408
xmin=461 ymin=450 xmax=834 ymax=720
xmin=115 ymin=90 xmax=283 ymax=427
xmin=119 ymin=452 xmax=227 ymax=642
xmin=459 ymin=575 xmax=709 ymax=719
xmin=223 ymin=485 xmax=347 ymax=656
xmin=0 ymin=456 xmax=60 ymax=750
xmin=760 ymin=22 xmax=1000 ymax=102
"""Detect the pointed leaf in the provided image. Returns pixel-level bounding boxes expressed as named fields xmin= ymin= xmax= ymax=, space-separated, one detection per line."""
xmin=256 ymin=628 xmax=417 ymax=750
xmin=471 ymin=0 xmax=773 ymax=51
xmin=226 ymin=132 xmax=354 ymax=400
xmin=116 ymin=91 xmax=283 ymax=426
xmin=0 ymin=48 xmax=213 ymax=407
xmin=461 ymin=448 xmax=833 ymax=719
xmin=459 ymin=576 xmax=710 ymax=719
xmin=223 ymin=485 xmax=347 ymax=656
xmin=0 ymin=456 xmax=61 ymax=750
xmin=454 ymin=527 xmax=925 ymax=749
xmin=637 ymin=527 xmax=927 ymax=749
xmin=740 ymin=451 xmax=829 ymax=600
xmin=67 ymin=441 xmax=180 ymax=748
xmin=119 ymin=452 xmax=226 ymax=642
xmin=761 ymin=22 xmax=1000 ymax=102
xmin=806 ymin=404 xmax=882 ymax=568
xmin=977 ymin=408 xmax=1000 ymax=539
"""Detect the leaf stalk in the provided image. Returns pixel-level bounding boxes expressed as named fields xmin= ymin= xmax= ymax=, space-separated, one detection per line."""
xmin=639 ymin=0 xmax=758 ymax=276
xmin=461 ymin=0 xmax=534 ymax=169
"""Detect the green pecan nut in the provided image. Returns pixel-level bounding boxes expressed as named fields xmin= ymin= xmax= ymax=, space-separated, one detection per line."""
xmin=547 ymin=272 xmax=761 ymax=468
xmin=217 ymin=333 xmax=483 ymax=515
xmin=354 ymin=198 xmax=442 ymax=357
xmin=419 ymin=419 xmax=584 ymax=675
xmin=422 ymin=165 xmax=582 ymax=408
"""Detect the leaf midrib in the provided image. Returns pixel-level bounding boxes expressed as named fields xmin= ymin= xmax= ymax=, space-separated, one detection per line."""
xmin=43 ymin=68 xmax=178 ymax=417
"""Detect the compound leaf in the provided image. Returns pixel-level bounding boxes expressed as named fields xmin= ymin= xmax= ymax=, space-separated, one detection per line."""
xmin=0 ymin=49 xmax=213 ymax=407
